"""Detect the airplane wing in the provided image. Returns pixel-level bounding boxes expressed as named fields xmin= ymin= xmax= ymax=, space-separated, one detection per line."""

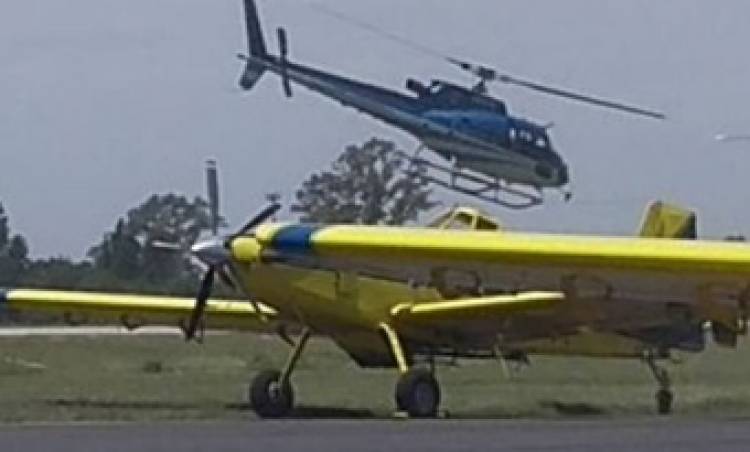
xmin=0 ymin=288 xmax=277 ymax=333
xmin=248 ymin=223 xmax=750 ymax=348
xmin=391 ymin=291 xmax=564 ymax=321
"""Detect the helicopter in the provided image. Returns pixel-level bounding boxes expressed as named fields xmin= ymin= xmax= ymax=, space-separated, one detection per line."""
xmin=237 ymin=0 xmax=665 ymax=208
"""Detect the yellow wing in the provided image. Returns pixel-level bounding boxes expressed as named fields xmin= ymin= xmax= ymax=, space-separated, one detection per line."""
xmin=391 ymin=291 xmax=564 ymax=321
xmin=0 ymin=288 xmax=276 ymax=332
xmin=245 ymin=222 xmax=750 ymax=337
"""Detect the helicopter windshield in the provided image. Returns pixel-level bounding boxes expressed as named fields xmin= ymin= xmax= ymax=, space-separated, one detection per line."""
xmin=509 ymin=126 xmax=552 ymax=152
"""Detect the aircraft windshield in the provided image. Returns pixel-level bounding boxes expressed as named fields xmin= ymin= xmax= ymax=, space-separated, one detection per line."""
xmin=510 ymin=127 xmax=551 ymax=151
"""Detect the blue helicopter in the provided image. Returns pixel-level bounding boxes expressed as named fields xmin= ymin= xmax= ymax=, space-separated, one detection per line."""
xmin=237 ymin=0 xmax=665 ymax=208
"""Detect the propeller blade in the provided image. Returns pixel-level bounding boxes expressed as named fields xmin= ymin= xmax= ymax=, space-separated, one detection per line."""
xmin=206 ymin=160 xmax=220 ymax=236
xmin=216 ymin=265 xmax=237 ymax=290
xmin=447 ymin=58 xmax=666 ymax=120
xmin=234 ymin=203 xmax=282 ymax=238
xmin=185 ymin=267 xmax=215 ymax=341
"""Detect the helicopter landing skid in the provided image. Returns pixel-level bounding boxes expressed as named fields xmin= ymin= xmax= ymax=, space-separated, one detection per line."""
xmin=395 ymin=151 xmax=543 ymax=210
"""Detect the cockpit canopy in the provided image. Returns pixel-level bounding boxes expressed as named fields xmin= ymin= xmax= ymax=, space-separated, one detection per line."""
xmin=406 ymin=79 xmax=507 ymax=115
xmin=508 ymin=122 xmax=552 ymax=151
xmin=428 ymin=206 xmax=502 ymax=231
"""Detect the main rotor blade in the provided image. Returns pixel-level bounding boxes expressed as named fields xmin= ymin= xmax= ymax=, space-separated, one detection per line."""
xmin=185 ymin=267 xmax=215 ymax=341
xmin=308 ymin=3 xmax=665 ymax=120
xmin=234 ymin=203 xmax=282 ymax=237
xmin=716 ymin=134 xmax=750 ymax=142
xmin=448 ymin=58 xmax=666 ymax=120
xmin=206 ymin=160 xmax=220 ymax=237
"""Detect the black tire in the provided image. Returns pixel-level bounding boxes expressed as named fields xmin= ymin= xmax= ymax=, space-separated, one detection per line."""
xmin=656 ymin=389 xmax=673 ymax=415
xmin=250 ymin=369 xmax=294 ymax=418
xmin=395 ymin=368 xmax=441 ymax=418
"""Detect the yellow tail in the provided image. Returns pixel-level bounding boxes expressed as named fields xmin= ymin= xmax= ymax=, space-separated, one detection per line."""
xmin=638 ymin=201 xmax=697 ymax=239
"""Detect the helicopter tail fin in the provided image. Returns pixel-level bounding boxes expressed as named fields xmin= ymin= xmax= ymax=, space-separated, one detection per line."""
xmin=239 ymin=0 xmax=269 ymax=90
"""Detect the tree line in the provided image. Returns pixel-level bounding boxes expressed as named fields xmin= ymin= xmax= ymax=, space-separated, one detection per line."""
xmin=1 ymin=139 xmax=436 ymax=298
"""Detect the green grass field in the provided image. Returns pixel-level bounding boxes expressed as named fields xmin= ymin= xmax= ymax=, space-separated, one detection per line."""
xmin=1 ymin=332 xmax=750 ymax=422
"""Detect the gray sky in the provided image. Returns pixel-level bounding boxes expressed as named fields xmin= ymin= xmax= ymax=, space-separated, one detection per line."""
xmin=2 ymin=0 xmax=750 ymax=258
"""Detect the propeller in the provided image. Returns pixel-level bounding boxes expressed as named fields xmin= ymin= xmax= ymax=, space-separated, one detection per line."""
xmin=277 ymin=27 xmax=293 ymax=98
xmin=182 ymin=162 xmax=281 ymax=341
xmin=447 ymin=57 xmax=666 ymax=120
xmin=184 ymin=266 xmax=215 ymax=341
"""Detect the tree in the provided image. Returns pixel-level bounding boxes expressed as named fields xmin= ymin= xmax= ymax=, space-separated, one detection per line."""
xmin=0 ymin=202 xmax=29 ymax=287
xmin=87 ymin=194 xmax=216 ymax=293
xmin=292 ymin=139 xmax=437 ymax=225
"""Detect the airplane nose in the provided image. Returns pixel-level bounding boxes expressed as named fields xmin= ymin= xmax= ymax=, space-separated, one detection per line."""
xmin=190 ymin=239 xmax=231 ymax=267
xmin=228 ymin=236 xmax=263 ymax=263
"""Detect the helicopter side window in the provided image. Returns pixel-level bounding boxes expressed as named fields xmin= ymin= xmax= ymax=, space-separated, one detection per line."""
xmin=509 ymin=128 xmax=517 ymax=141
xmin=535 ymin=137 xmax=548 ymax=149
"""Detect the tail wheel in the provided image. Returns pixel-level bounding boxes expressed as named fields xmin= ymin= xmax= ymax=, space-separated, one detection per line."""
xmin=656 ymin=389 xmax=673 ymax=415
xmin=395 ymin=368 xmax=441 ymax=418
xmin=250 ymin=369 xmax=294 ymax=418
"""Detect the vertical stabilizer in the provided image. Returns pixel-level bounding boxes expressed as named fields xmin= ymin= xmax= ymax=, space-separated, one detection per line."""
xmin=239 ymin=0 xmax=269 ymax=90
xmin=638 ymin=201 xmax=697 ymax=239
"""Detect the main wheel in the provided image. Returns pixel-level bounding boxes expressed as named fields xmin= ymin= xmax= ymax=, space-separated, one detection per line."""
xmin=250 ymin=369 xmax=294 ymax=418
xmin=656 ymin=389 xmax=673 ymax=415
xmin=395 ymin=368 xmax=441 ymax=418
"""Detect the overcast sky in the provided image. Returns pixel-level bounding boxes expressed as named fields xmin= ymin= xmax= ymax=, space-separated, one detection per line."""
xmin=3 ymin=0 xmax=750 ymax=258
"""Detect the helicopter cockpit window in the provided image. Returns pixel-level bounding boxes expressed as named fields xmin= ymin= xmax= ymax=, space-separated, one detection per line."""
xmin=535 ymin=137 xmax=548 ymax=149
xmin=429 ymin=82 xmax=444 ymax=95
xmin=519 ymin=130 xmax=534 ymax=143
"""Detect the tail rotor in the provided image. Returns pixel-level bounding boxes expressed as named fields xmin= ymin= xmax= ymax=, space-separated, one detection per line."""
xmin=277 ymin=27 xmax=293 ymax=98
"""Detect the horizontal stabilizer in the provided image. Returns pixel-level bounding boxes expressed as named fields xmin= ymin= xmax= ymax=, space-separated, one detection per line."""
xmin=390 ymin=291 xmax=564 ymax=321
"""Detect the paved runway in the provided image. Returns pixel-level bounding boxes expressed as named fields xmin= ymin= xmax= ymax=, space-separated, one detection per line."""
xmin=0 ymin=418 xmax=748 ymax=452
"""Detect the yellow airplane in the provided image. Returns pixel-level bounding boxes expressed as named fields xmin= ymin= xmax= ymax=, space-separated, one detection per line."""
xmin=3 ymin=191 xmax=747 ymax=418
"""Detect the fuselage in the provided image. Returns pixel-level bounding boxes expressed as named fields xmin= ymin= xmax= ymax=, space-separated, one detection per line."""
xmin=225 ymin=223 xmax=750 ymax=365
xmin=251 ymin=55 xmax=569 ymax=188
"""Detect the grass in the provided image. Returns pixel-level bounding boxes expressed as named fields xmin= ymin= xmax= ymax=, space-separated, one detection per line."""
xmin=1 ymin=332 xmax=750 ymax=422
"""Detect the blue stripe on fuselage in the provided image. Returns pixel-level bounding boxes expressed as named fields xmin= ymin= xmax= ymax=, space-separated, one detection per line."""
xmin=271 ymin=225 xmax=321 ymax=254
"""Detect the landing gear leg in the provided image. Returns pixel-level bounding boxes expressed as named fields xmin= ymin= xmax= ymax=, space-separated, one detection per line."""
xmin=380 ymin=323 xmax=441 ymax=418
xmin=250 ymin=327 xmax=312 ymax=418
xmin=645 ymin=354 xmax=673 ymax=415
